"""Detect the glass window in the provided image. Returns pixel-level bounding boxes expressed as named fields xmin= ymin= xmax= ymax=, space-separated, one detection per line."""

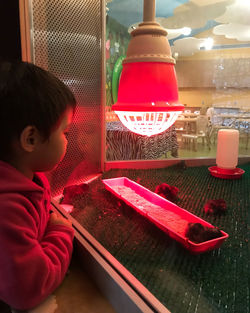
xmin=106 ymin=0 xmax=250 ymax=161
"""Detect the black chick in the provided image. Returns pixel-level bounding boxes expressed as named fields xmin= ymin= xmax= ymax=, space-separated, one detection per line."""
xmin=204 ymin=199 xmax=227 ymax=215
xmin=155 ymin=183 xmax=179 ymax=203
xmin=186 ymin=222 xmax=223 ymax=243
xmin=62 ymin=183 xmax=89 ymax=204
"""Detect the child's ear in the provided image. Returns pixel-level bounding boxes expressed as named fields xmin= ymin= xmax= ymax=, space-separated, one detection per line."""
xmin=20 ymin=126 xmax=38 ymax=152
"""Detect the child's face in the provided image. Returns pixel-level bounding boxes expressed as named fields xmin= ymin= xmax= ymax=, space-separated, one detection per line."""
xmin=34 ymin=108 xmax=73 ymax=172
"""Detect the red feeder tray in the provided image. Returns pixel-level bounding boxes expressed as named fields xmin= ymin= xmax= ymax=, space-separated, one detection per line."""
xmin=208 ymin=166 xmax=245 ymax=179
xmin=102 ymin=177 xmax=229 ymax=254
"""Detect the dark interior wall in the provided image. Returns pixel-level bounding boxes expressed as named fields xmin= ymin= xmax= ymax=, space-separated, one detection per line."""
xmin=0 ymin=0 xmax=21 ymax=61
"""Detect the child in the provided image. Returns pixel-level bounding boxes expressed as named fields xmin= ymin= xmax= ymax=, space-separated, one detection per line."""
xmin=0 ymin=60 xmax=76 ymax=311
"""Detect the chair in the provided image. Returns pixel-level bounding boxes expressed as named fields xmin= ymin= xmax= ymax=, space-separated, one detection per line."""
xmin=181 ymin=115 xmax=211 ymax=151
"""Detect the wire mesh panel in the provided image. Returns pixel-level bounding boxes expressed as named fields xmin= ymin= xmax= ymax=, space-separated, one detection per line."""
xmin=28 ymin=0 xmax=103 ymax=196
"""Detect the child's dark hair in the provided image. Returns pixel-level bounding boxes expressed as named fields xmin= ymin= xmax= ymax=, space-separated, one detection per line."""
xmin=0 ymin=60 xmax=76 ymax=160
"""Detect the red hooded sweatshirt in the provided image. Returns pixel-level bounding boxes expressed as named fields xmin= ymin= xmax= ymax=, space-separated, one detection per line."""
xmin=0 ymin=161 xmax=74 ymax=310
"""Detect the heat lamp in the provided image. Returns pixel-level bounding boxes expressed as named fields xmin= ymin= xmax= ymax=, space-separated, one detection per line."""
xmin=112 ymin=0 xmax=184 ymax=137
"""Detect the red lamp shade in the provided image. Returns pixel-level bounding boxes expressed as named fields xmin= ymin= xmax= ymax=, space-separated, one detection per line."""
xmin=112 ymin=0 xmax=184 ymax=137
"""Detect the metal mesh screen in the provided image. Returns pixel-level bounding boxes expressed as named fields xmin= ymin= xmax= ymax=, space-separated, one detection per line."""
xmin=29 ymin=0 xmax=103 ymax=196
xmin=71 ymin=165 xmax=250 ymax=313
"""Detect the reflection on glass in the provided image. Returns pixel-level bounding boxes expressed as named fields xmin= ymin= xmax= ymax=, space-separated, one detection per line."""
xmin=106 ymin=0 xmax=250 ymax=160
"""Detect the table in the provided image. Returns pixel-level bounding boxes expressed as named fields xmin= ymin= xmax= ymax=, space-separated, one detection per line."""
xmin=106 ymin=121 xmax=178 ymax=160
xmin=176 ymin=117 xmax=198 ymax=133
xmin=210 ymin=115 xmax=250 ymax=145
xmin=180 ymin=113 xmax=199 ymax=118
xmin=211 ymin=114 xmax=250 ymax=127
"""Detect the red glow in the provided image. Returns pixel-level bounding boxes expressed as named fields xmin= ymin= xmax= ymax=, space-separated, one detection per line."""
xmin=112 ymin=62 xmax=180 ymax=112
xmin=115 ymin=111 xmax=181 ymax=136
xmin=103 ymin=177 xmax=229 ymax=254
xmin=111 ymin=62 xmax=184 ymax=136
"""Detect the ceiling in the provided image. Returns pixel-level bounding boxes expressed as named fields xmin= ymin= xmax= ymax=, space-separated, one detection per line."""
xmin=107 ymin=0 xmax=250 ymax=57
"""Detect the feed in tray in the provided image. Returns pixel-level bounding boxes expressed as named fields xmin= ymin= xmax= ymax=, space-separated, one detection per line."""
xmin=113 ymin=185 xmax=188 ymax=236
xmin=103 ymin=177 xmax=229 ymax=253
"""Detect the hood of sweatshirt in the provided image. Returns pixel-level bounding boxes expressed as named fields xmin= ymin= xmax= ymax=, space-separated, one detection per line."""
xmin=0 ymin=160 xmax=49 ymax=198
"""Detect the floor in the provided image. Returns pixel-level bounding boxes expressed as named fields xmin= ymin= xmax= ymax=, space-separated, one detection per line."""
xmin=0 ymin=255 xmax=116 ymax=313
